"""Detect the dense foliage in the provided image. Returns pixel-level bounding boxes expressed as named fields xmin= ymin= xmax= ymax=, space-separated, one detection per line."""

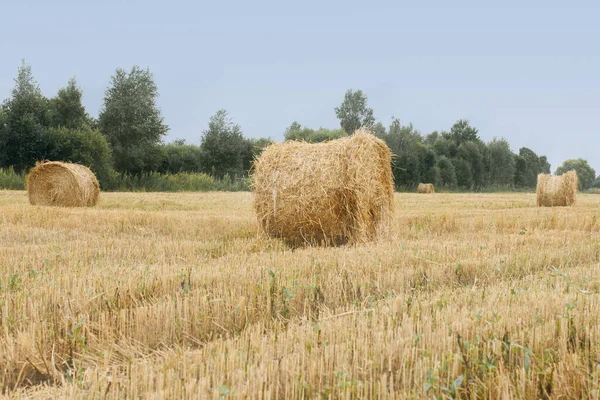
xmin=0 ymin=60 xmax=597 ymax=192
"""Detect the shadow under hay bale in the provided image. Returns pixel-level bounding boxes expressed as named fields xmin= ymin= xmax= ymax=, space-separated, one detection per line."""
xmin=26 ymin=161 xmax=100 ymax=207
xmin=250 ymin=129 xmax=395 ymax=247
xmin=536 ymin=170 xmax=577 ymax=207
xmin=417 ymin=183 xmax=435 ymax=194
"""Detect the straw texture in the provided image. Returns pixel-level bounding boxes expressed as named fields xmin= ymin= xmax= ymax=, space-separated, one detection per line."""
xmin=26 ymin=161 xmax=100 ymax=207
xmin=417 ymin=183 xmax=435 ymax=194
xmin=250 ymin=129 xmax=394 ymax=246
xmin=536 ymin=171 xmax=577 ymax=207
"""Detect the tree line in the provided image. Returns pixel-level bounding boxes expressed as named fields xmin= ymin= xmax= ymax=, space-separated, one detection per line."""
xmin=286 ymin=90 xmax=597 ymax=191
xmin=0 ymin=61 xmax=269 ymax=189
xmin=0 ymin=60 xmax=597 ymax=191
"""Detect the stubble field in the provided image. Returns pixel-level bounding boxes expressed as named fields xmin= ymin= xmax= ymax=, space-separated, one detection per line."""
xmin=1 ymin=190 xmax=600 ymax=399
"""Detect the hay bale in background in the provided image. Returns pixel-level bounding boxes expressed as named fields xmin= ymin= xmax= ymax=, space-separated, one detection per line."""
xmin=417 ymin=183 xmax=435 ymax=194
xmin=26 ymin=161 xmax=100 ymax=207
xmin=536 ymin=171 xmax=578 ymax=207
xmin=250 ymin=129 xmax=394 ymax=246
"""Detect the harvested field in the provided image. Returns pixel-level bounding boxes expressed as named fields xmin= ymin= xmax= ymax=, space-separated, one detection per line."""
xmin=1 ymin=190 xmax=600 ymax=399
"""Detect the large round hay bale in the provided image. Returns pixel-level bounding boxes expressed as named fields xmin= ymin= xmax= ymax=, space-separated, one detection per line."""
xmin=26 ymin=161 xmax=100 ymax=207
xmin=536 ymin=170 xmax=577 ymax=207
xmin=417 ymin=183 xmax=434 ymax=194
xmin=250 ymin=129 xmax=395 ymax=246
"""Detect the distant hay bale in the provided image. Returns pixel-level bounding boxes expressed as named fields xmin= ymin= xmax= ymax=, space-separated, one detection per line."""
xmin=250 ymin=129 xmax=395 ymax=246
xmin=417 ymin=183 xmax=435 ymax=194
xmin=536 ymin=171 xmax=578 ymax=207
xmin=26 ymin=161 xmax=100 ymax=207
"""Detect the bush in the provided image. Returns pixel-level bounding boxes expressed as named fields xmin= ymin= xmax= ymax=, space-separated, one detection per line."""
xmin=0 ymin=166 xmax=249 ymax=192
xmin=44 ymin=126 xmax=113 ymax=185
xmin=159 ymin=143 xmax=203 ymax=173
xmin=101 ymin=171 xmax=249 ymax=192
xmin=0 ymin=167 xmax=25 ymax=190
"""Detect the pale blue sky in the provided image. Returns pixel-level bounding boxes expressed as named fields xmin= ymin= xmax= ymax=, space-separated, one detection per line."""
xmin=1 ymin=0 xmax=599 ymax=173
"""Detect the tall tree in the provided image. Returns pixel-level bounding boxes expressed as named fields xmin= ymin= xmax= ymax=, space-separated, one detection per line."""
xmin=0 ymin=60 xmax=49 ymax=171
xmin=432 ymin=136 xmax=457 ymax=158
xmin=452 ymin=158 xmax=472 ymax=189
xmin=437 ymin=156 xmax=457 ymax=188
xmin=556 ymin=158 xmax=596 ymax=190
xmin=200 ymin=109 xmax=246 ymax=178
xmin=514 ymin=147 xmax=539 ymax=187
xmin=487 ymin=138 xmax=515 ymax=187
xmin=98 ymin=65 xmax=168 ymax=174
xmin=371 ymin=121 xmax=387 ymax=138
xmin=457 ymin=141 xmax=485 ymax=189
xmin=424 ymin=131 xmax=440 ymax=145
xmin=444 ymin=120 xmax=480 ymax=145
xmin=538 ymin=156 xmax=551 ymax=174
xmin=334 ymin=89 xmax=375 ymax=134
xmin=241 ymin=137 xmax=273 ymax=173
xmin=379 ymin=118 xmax=427 ymax=188
xmin=514 ymin=147 xmax=550 ymax=188
xmin=49 ymin=77 xmax=88 ymax=129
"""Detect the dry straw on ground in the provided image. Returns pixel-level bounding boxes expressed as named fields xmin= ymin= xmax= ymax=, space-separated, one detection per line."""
xmin=417 ymin=183 xmax=435 ymax=194
xmin=536 ymin=170 xmax=578 ymax=207
xmin=26 ymin=161 xmax=100 ymax=207
xmin=250 ymin=129 xmax=394 ymax=246
xmin=4 ymin=192 xmax=600 ymax=398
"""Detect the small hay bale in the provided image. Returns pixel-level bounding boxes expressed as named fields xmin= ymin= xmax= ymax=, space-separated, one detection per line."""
xmin=417 ymin=183 xmax=435 ymax=194
xmin=26 ymin=161 xmax=100 ymax=207
xmin=536 ymin=170 xmax=578 ymax=207
xmin=250 ymin=129 xmax=395 ymax=246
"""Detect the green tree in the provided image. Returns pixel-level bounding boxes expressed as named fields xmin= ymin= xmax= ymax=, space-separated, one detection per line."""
xmin=514 ymin=148 xmax=538 ymax=187
xmin=371 ymin=121 xmax=387 ymax=138
xmin=452 ymin=158 xmax=472 ymax=189
xmin=424 ymin=165 xmax=441 ymax=187
xmin=0 ymin=60 xmax=50 ymax=171
xmin=159 ymin=142 xmax=204 ymax=173
xmin=285 ymin=121 xmax=302 ymax=134
xmin=513 ymin=148 xmax=551 ymax=188
xmin=513 ymin=155 xmax=528 ymax=187
xmin=378 ymin=118 xmax=429 ymax=188
xmin=200 ymin=109 xmax=246 ymax=178
xmin=284 ymin=122 xmax=346 ymax=143
xmin=241 ymin=137 xmax=273 ymax=173
xmin=334 ymin=89 xmax=375 ymax=134
xmin=538 ymin=156 xmax=551 ymax=174
xmin=487 ymin=138 xmax=515 ymax=187
xmin=556 ymin=158 xmax=596 ymax=190
xmin=444 ymin=120 xmax=480 ymax=145
xmin=432 ymin=136 xmax=457 ymax=158
xmin=437 ymin=156 xmax=457 ymax=188
xmin=424 ymin=131 xmax=440 ymax=145
xmin=44 ymin=125 xmax=113 ymax=185
xmin=457 ymin=141 xmax=485 ymax=189
xmin=49 ymin=77 xmax=89 ymax=129
xmin=98 ymin=65 xmax=169 ymax=174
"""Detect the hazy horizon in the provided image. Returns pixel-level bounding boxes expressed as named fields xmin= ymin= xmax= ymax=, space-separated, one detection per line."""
xmin=1 ymin=0 xmax=598 ymax=174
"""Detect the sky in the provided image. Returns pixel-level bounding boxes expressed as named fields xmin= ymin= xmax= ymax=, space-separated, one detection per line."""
xmin=1 ymin=0 xmax=599 ymax=173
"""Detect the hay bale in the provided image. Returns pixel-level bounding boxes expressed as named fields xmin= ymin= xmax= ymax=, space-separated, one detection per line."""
xmin=417 ymin=183 xmax=435 ymax=194
xmin=250 ymin=129 xmax=394 ymax=246
xmin=536 ymin=170 xmax=578 ymax=207
xmin=26 ymin=161 xmax=100 ymax=207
